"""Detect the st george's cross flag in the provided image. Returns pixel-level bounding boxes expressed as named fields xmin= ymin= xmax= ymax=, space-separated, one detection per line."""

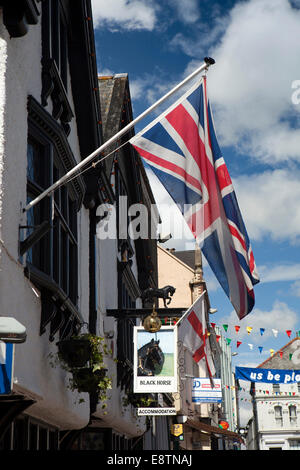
xmin=130 ymin=76 xmax=259 ymax=319
xmin=178 ymin=292 xmax=215 ymax=378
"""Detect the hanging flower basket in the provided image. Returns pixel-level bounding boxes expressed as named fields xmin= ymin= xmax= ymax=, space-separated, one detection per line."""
xmin=123 ymin=392 xmax=156 ymax=408
xmin=57 ymin=338 xmax=92 ymax=368
xmin=71 ymin=367 xmax=108 ymax=394
xmin=49 ymin=333 xmax=113 ymax=403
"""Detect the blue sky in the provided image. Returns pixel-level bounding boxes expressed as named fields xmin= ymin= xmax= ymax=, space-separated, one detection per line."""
xmin=91 ymin=0 xmax=300 ymax=423
xmin=137 ymin=329 xmax=175 ymax=354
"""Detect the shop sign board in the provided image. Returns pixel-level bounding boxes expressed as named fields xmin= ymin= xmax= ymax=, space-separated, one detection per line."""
xmin=192 ymin=377 xmax=222 ymax=403
xmin=133 ymin=326 xmax=178 ymax=393
xmin=0 ymin=342 xmax=14 ymax=394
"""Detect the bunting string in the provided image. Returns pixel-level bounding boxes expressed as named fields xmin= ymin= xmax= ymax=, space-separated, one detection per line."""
xmin=209 ymin=321 xmax=300 ymax=357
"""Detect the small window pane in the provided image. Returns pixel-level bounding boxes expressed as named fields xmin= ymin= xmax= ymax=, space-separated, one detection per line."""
xmin=29 ymin=423 xmax=38 ymax=450
xmin=39 ymin=427 xmax=48 ymax=450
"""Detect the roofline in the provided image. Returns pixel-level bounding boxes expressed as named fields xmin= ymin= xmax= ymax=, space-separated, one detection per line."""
xmin=157 ymin=245 xmax=211 ymax=310
xmin=257 ymin=336 xmax=300 ymax=368
xmin=157 ymin=245 xmax=194 ymax=273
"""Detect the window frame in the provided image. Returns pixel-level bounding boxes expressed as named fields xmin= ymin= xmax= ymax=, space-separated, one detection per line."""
xmin=41 ymin=0 xmax=73 ymax=134
xmin=274 ymin=405 xmax=283 ymax=427
xmin=26 ymin=122 xmax=78 ymax=305
xmin=289 ymin=404 xmax=297 ymax=424
xmin=24 ymin=95 xmax=86 ymax=339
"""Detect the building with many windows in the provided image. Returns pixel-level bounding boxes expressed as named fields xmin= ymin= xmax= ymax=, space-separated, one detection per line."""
xmin=0 ymin=1 xmax=162 ymax=451
xmin=246 ymin=337 xmax=300 ymax=450
xmin=0 ymin=0 xmax=103 ymax=449
xmin=72 ymin=73 xmax=167 ymax=450
xmin=157 ymin=245 xmax=242 ymax=450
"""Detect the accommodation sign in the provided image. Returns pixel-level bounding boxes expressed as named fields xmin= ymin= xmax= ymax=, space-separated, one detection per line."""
xmin=236 ymin=366 xmax=300 ymax=384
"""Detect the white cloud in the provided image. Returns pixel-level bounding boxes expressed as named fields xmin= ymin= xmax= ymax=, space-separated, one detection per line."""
xmin=233 ymin=169 xmax=300 ymax=243
xmin=91 ymin=0 xmax=158 ymax=31
xmin=98 ymin=67 xmax=114 ymax=76
xmin=258 ymin=264 xmax=300 ymax=283
xmin=291 ymin=280 xmax=300 ymax=296
xmin=130 ymin=74 xmax=171 ymax=104
xmin=238 ymin=400 xmax=253 ymax=428
xmin=128 ymin=0 xmax=300 ymax=164
xmin=169 ymin=16 xmax=228 ymax=55
xmin=207 ymin=0 xmax=300 ymax=163
xmin=167 ymin=0 xmax=201 ymax=24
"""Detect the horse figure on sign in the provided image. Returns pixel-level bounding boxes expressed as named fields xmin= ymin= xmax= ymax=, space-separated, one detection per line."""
xmin=141 ymin=285 xmax=176 ymax=308
xmin=137 ymin=339 xmax=165 ymax=376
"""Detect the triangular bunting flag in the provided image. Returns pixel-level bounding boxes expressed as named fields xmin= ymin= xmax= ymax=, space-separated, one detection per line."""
xmin=237 ymin=341 xmax=242 ymax=348
xmin=226 ymin=338 xmax=232 ymax=345
xmin=234 ymin=325 xmax=240 ymax=333
xmin=258 ymin=346 xmax=263 ymax=353
xmin=286 ymin=330 xmax=292 ymax=338
xmin=246 ymin=327 xmax=253 ymax=335
xmin=223 ymin=324 xmax=228 ymax=332
xmin=272 ymin=329 xmax=278 ymax=338
xmin=260 ymin=328 xmax=265 ymax=336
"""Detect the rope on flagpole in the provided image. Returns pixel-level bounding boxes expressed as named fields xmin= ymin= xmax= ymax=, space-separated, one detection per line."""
xmin=51 ymin=139 xmax=131 ymax=193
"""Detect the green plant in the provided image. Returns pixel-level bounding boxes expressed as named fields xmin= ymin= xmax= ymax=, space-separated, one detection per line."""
xmin=57 ymin=337 xmax=92 ymax=368
xmin=49 ymin=333 xmax=112 ymax=404
xmin=123 ymin=391 xmax=156 ymax=408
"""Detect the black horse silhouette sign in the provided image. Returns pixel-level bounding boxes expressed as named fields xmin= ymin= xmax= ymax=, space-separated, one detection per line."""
xmin=134 ymin=327 xmax=178 ymax=393
xmin=137 ymin=339 xmax=165 ymax=376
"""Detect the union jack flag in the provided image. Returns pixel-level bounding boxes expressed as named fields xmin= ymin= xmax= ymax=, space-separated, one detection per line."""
xmin=130 ymin=76 xmax=259 ymax=319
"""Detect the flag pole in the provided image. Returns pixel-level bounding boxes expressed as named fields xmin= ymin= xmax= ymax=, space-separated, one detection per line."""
xmin=23 ymin=57 xmax=215 ymax=213
xmin=175 ymin=290 xmax=206 ymax=327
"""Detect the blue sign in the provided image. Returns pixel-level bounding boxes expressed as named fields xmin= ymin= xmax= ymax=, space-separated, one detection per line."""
xmin=0 ymin=343 xmax=14 ymax=394
xmin=235 ymin=366 xmax=300 ymax=384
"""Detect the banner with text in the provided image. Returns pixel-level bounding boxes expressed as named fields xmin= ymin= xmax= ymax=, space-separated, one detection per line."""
xmin=235 ymin=366 xmax=300 ymax=384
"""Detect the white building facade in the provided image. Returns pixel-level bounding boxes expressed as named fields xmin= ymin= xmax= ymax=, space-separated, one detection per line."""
xmin=213 ymin=325 xmax=239 ymax=449
xmin=0 ymin=0 xmax=107 ymax=449
xmin=246 ymin=337 xmax=300 ymax=450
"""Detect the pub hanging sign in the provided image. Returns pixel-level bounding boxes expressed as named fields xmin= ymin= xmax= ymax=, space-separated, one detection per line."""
xmin=133 ymin=326 xmax=178 ymax=393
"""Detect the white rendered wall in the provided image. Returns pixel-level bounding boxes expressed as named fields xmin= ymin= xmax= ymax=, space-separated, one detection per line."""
xmin=93 ymin=223 xmax=147 ymax=438
xmin=0 ymin=13 xmax=90 ymax=429
xmin=254 ymin=382 xmax=300 ymax=450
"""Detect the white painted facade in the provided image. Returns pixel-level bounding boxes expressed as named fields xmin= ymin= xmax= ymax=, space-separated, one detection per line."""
xmin=246 ymin=337 xmax=300 ymax=450
xmin=92 ymin=232 xmax=147 ymax=438
xmin=248 ymin=382 xmax=300 ymax=450
xmin=0 ymin=7 xmax=90 ymax=431
xmin=214 ymin=326 xmax=238 ymax=438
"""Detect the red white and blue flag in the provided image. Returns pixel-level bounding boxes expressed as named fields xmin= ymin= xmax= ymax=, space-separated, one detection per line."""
xmin=130 ymin=76 xmax=259 ymax=319
xmin=178 ymin=292 xmax=216 ymax=378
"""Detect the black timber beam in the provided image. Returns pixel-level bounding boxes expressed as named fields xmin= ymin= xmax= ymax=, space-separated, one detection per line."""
xmin=106 ymin=308 xmax=186 ymax=318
